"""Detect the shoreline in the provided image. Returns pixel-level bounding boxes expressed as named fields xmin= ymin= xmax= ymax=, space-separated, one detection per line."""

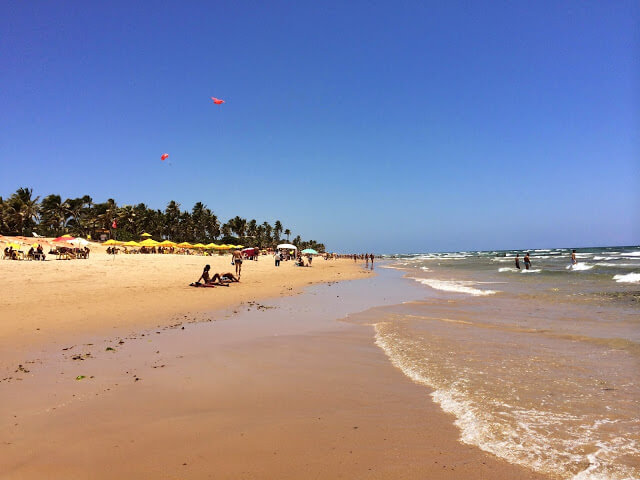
xmin=0 ymin=256 xmax=549 ymax=479
xmin=0 ymin=251 xmax=372 ymax=361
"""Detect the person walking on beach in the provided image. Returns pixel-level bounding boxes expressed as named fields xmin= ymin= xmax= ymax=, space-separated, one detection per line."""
xmin=274 ymin=250 xmax=281 ymax=267
xmin=571 ymin=249 xmax=577 ymax=266
xmin=365 ymin=254 xmax=369 ymax=267
xmin=515 ymin=253 xmax=521 ymax=269
xmin=524 ymin=252 xmax=531 ymax=270
xmin=232 ymin=249 xmax=243 ymax=278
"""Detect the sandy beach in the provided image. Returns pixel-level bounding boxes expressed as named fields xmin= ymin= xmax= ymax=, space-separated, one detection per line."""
xmin=0 ymin=245 xmax=549 ymax=479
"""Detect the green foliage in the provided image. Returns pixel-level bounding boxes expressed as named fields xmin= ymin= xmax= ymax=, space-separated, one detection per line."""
xmin=0 ymin=188 xmax=322 ymax=249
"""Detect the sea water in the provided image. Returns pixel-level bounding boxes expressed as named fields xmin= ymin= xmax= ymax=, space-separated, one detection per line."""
xmin=355 ymin=246 xmax=639 ymax=479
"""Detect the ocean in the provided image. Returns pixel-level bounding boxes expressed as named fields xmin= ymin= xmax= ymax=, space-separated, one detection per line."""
xmin=351 ymin=246 xmax=640 ymax=479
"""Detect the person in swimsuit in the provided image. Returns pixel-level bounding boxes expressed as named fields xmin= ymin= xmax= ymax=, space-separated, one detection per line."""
xmin=571 ymin=249 xmax=577 ymax=266
xmin=232 ymin=249 xmax=243 ymax=278
xmin=515 ymin=253 xmax=520 ymax=269
xmin=220 ymin=272 xmax=239 ymax=282
xmin=194 ymin=264 xmax=215 ymax=285
xmin=192 ymin=265 xmax=234 ymax=286
xmin=524 ymin=252 xmax=531 ymax=270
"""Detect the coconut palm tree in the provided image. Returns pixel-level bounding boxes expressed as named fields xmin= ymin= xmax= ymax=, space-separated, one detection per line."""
xmin=6 ymin=187 xmax=40 ymax=235
xmin=228 ymin=216 xmax=247 ymax=239
xmin=274 ymin=220 xmax=283 ymax=243
xmin=164 ymin=200 xmax=181 ymax=240
xmin=284 ymin=228 xmax=291 ymax=241
xmin=39 ymin=194 xmax=67 ymax=236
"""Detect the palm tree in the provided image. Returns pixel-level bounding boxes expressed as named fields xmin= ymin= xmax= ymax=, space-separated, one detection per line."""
xmin=284 ymin=229 xmax=291 ymax=241
xmin=274 ymin=220 xmax=283 ymax=243
xmin=164 ymin=200 xmax=181 ymax=240
xmin=39 ymin=194 xmax=67 ymax=236
xmin=228 ymin=216 xmax=247 ymax=239
xmin=261 ymin=221 xmax=273 ymax=247
xmin=6 ymin=187 xmax=40 ymax=235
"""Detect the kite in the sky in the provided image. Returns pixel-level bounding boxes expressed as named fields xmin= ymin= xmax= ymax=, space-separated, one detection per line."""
xmin=211 ymin=97 xmax=225 ymax=105
xmin=161 ymin=153 xmax=169 ymax=161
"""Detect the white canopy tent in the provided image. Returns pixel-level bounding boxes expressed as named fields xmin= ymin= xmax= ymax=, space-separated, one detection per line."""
xmin=277 ymin=243 xmax=297 ymax=250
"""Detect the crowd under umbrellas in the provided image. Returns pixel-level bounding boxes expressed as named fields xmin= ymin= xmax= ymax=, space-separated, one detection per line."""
xmin=1 ymin=234 xmax=91 ymax=260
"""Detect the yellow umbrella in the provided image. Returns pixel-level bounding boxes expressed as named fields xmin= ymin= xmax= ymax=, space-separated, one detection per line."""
xmin=139 ymin=239 xmax=160 ymax=247
xmin=204 ymin=243 xmax=218 ymax=249
xmin=103 ymin=239 xmax=121 ymax=246
xmin=123 ymin=241 xmax=140 ymax=247
xmin=140 ymin=232 xmax=152 ymax=237
xmin=192 ymin=243 xmax=206 ymax=249
xmin=177 ymin=242 xmax=193 ymax=248
xmin=158 ymin=240 xmax=177 ymax=247
xmin=5 ymin=242 xmax=22 ymax=249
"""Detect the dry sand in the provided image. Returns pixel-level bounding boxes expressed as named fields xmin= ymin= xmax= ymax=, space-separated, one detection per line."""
xmin=0 ymin=242 xmax=549 ymax=479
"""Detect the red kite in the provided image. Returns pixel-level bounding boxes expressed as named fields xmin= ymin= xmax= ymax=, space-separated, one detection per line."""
xmin=161 ymin=153 xmax=169 ymax=161
xmin=211 ymin=97 xmax=225 ymax=105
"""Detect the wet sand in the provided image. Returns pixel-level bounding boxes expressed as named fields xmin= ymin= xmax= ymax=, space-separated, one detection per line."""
xmin=0 ymin=258 xmax=549 ymax=479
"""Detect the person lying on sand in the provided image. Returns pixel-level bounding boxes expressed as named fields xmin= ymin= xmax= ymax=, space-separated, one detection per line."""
xmin=219 ymin=272 xmax=239 ymax=283
xmin=190 ymin=265 xmax=233 ymax=287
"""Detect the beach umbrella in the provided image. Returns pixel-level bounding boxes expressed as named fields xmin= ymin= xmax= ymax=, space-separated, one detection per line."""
xmin=103 ymin=239 xmax=121 ymax=246
xmin=123 ymin=241 xmax=141 ymax=247
xmin=5 ymin=242 xmax=22 ymax=250
xmin=54 ymin=235 xmax=75 ymax=242
xmin=192 ymin=243 xmax=206 ymax=249
xmin=158 ymin=240 xmax=177 ymax=247
xmin=177 ymin=242 xmax=193 ymax=248
xmin=277 ymin=243 xmax=297 ymax=250
xmin=139 ymin=239 xmax=160 ymax=247
xmin=301 ymin=248 xmax=318 ymax=255
xmin=140 ymin=233 xmax=152 ymax=238
xmin=70 ymin=237 xmax=90 ymax=247
xmin=205 ymin=243 xmax=218 ymax=249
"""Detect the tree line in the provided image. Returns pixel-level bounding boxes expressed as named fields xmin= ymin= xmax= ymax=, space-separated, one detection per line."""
xmin=0 ymin=188 xmax=326 ymax=252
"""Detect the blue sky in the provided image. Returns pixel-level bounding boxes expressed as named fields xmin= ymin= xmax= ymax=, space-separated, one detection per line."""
xmin=1 ymin=1 xmax=638 ymax=253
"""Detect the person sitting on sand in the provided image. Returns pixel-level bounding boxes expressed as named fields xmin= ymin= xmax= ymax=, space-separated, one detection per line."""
xmin=192 ymin=265 xmax=235 ymax=287
xmin=194 ymin=264 xmax=216 ymax=285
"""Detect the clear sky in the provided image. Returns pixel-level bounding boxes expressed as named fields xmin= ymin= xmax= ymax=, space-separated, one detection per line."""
xmin=1 ymin=1 xmax=638 ymax=253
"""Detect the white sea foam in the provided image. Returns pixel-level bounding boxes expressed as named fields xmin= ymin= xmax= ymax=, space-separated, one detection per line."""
xmin=613 ymin=273 xmax=640 ymax=284
xmin=373 ymin=325 xmax=639 ymax=480
xmin=499 ymin=267 xmax=519 ymax=273
xmin=420 ymin=266 xmax=430 ymax=272
xmin=410 ymin=277 xmax=497 ymax=296
xmin=521 ymin=268 xmax=541 ymax=273
xmin=596 ymin=263 xmax=636 ymax=268
xmin=567 ymin=263 xmax=594 ymax=271
xmin=625 ymin=251 xmax=640 ymax=257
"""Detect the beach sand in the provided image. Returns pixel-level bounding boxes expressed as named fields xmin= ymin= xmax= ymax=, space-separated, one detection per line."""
xmin=0 ymin=247 xmax=548 ymax=479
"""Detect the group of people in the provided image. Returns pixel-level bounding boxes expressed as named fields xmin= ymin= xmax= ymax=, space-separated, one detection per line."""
xmin=3 ymin=244 xmax=46 ymax=261
xmin=273 ymin=250 xmax=313 ymax=267
xmin=514 ymin=252 xmax=532 ymax=270
xmin=515 ymin=250 xmax=578 ymax=270
xmin=351 ymin=253 xmax=375 ymax=268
